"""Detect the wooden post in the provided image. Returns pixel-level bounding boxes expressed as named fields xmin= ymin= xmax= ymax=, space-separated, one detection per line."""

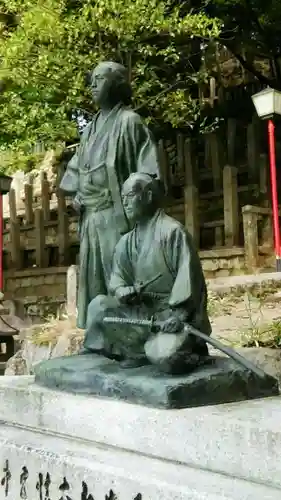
xmin=9 ymin=222 xmax=22 ymax=269
xmin=176 ymin=134 xmax=185 ymax=185
xmin=204 ymin=133 xmax=210 ymax=167
xmin=41 ymin=172 xmax=50 ymax=221
xmin=183 ymin=137 xmax=199 ymax=246
xmin=184 ymin=185 xmax=199 ymax=247
xmin=58 ymin=213 xmax=69 ymax=265
xmin=209 ymin=76 xmax=217 ymax=107
xmin=8 ymin=188 xmax=17 ymax=223
xmin=209 ymin=132 xmax=222 ymax=190
xmin=34 ymin=208 xmax=46 ymax=267
xmin=165 ymin=140 xmax=175 ymax=186
xmin=247 ymin=118 xmax=260 ymax=181
xmin=66 ymin=265 xmax=78 ymax=318
xmin=57 ymin=189 xmax=66 ymax=219
xmin=242 ymin=205 xmax=259 ymax=270
xmin=157 ymin=140 xmax=169 ymax=194
xmin=215 ymin=227 xmax=224 ymax=247
xmin=57 ymin=190 xmax=69 ymax=265
xmin=24 ymin=183 xmax=34 ymax=225
xmin=227 ymin=119 xmax=237 ymax=165
xmin=258 ymin=152 xmax=273 ymax=249
xmin=184 ymin=138 xmax=198 ymax=187
xmin=259 ymin=153 xmax=270 ymax=207
xmin=8 ymin=187 xmax=21 ymax=268
xmin=223 ymin=165 xmax=239 ymax=246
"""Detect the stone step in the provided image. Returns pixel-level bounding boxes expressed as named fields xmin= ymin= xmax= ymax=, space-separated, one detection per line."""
xmin=208 ymin=271 xmax=281 ymax=294
xmin=0 ymin=423 xmax=281 ymax=499
xmin=1 ymin=377 xmax=281 ymax=490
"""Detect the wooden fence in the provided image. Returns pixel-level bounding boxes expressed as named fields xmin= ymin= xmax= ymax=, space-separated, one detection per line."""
xmin=2 ymin=122 xmax=274 ymax=272
xmin=4 ymin=172 xmax=72 ymax=270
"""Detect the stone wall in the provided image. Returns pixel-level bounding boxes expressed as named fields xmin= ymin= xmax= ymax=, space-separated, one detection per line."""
xmin=3 ymin=267 xmax=67 ymax=321
xmin=3 ymin=250 xmax=248 ymax=309
xmin=200 ymin=248 xmax=246 ymax=279
xmin=201 ymin=247 xmax=274 ymax=279
xmin=5 ymin=247 xmax=275 ymax=310
xmin=4 ymin=267 xmax=66 ymax=298
xmin=4 ymin=248 xmax=276 ymax=323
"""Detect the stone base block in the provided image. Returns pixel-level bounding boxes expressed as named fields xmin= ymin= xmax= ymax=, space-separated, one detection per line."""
xmin=1 ymin=377 xmax=281 ymax=498
xmin=1 ymin=423 xmax=281 ymax=500
xmin=34 ymin=353 xmax=279 ymax=409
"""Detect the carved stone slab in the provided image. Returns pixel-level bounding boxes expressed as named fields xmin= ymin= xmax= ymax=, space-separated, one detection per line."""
xmin=2 ymin=421 xmax=281 ymax=500
xmin=34 ymin=353 xmax=279 ymax=409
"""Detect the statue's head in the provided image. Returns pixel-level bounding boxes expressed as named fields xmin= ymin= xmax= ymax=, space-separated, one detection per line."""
xmin=90 ymin=61 xmax=132 ymax=109
xmin=122 ymin=172 xmax=159 ymax=224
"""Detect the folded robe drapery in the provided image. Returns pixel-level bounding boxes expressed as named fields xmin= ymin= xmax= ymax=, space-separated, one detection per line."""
xmin=60 ymin=104 xmax=160 ymax=328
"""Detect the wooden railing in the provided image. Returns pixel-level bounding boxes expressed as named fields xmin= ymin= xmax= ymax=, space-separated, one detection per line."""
xmin=4 ymin=172 xmax=73 ymax=270
xmin=1 ymin=124 xmax=272 ymax=271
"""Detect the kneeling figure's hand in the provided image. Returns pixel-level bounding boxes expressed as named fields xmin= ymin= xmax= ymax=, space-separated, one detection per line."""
xmin=162 ymin=316 xmax=184 ymax=333
xmin=115 ymin=286 xmax=137 ymax=304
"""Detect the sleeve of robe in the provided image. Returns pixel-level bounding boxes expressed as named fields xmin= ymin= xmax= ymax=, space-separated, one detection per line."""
xmin=59 ymin=151 xmax=79 ymax=194
xmin=108 ymin=234 xmax=134 ymax=293
xmin=118 ymin=112 xmax=161 ymax=182
xmin=164 ymin=226 xmax=200 ymax=316
xmin=59 ymin=122 xmax=92 ymax=194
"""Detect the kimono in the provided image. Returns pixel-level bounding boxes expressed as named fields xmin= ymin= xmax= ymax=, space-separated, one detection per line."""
xmin=60 ymin=103 xmax=160 ymax=328
xmin=84 ymin=209 xmax=211 ymax=360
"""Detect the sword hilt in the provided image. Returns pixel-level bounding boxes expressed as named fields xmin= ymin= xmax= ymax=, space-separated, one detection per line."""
xmin=149 ymin=315 xmax=156 ymax=331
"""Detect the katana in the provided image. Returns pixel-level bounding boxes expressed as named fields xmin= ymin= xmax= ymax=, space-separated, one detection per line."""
xmin=104 ymin=316 xmax=156 ymax=329
xmin=103 ymin=316 xmax=267 ymax=379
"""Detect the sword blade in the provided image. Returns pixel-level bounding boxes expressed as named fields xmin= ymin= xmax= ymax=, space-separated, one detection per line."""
xmin=187 ymin=325 xmax=267 ymax=379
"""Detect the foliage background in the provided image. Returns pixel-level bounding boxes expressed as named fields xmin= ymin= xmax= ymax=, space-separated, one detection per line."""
xmin=2 ymin=0 xmax=281 ymax=172
xmin=0 ymin=0 xmax=221 ymax=171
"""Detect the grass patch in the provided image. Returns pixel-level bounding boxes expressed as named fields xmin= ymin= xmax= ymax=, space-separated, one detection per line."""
xmin=239 ymin=293 xmax=281 ymax=348
xmin=207 ymin=291 xmax=240 ymax=317
xmin=25 ymin=317 xmax=81 ymax=347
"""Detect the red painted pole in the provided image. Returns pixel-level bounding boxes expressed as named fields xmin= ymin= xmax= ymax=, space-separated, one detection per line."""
xmin=0 ymin=193 xmax=3 ymax=291
xmin=268 ymin=119 xmax=281 ymax=270
xmin=0 ymin=193 xmax=3 ymax=292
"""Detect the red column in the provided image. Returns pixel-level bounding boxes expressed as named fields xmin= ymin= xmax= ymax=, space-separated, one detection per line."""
xmin=0 ymin=193 xmax=3 ymax=291
xmin=268 ymin=119 xmax=281 ymax=270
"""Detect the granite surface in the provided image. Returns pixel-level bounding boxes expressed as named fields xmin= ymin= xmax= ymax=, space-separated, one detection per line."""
xmin=34 ymin=353 xmax=279 ymax=409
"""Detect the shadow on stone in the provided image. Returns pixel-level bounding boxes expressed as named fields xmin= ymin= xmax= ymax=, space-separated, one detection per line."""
xmin=34 ymin=353 xmax=279 ymax=409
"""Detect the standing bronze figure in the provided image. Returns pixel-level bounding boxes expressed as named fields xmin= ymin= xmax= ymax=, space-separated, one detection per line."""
xmin=60 ymin=62 xmax=160 ymax=328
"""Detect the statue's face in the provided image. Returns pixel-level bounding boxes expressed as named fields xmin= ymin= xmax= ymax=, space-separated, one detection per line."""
xmin=122 ymin=179 xmax=148 ymax=223
xmin=90 ymin=64 xmax=114 ymax=107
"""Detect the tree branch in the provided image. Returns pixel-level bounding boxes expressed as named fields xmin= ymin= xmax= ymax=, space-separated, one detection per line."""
xmin=221 ymin=40 xmax=281 ymax=90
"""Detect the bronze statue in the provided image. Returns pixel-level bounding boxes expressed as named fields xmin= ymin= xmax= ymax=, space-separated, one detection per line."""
xmin=82 ymin=172 xmax=212 ymax=374
xmin=34 ymin=70 xmax=278 ymax=405
xmin=35 ymin=174 xmax=279 ymax=406
xmin=60 ymin=62 xmax=160 ymax=328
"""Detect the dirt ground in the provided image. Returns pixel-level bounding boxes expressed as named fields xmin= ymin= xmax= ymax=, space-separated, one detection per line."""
xmin=12 ymin=273 xmax=281 ymax=353
xmin=20 ymin=293 xmax=281 ymax=351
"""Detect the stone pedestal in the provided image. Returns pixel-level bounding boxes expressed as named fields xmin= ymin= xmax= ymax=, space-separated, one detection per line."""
xmin=34 ymin=353 xmax=279 ymax=409
xmin=0 ymin=377 xmax=281 ymax=498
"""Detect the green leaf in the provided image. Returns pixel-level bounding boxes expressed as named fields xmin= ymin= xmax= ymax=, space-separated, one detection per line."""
xmin=0 ymin=0 xmax=222 ymax=166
